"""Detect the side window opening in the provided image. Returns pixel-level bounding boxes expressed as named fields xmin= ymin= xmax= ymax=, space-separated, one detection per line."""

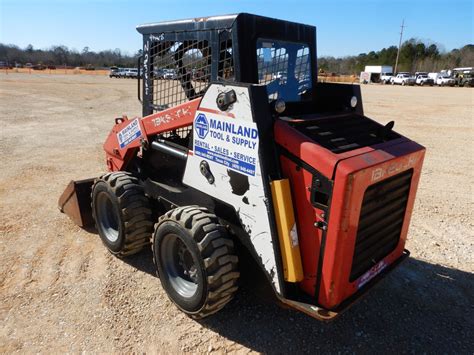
xmin=256 ymin=39 xmax=312 ymax=102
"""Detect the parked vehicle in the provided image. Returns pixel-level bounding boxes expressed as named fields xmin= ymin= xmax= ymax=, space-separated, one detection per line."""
xmin=109 ymin=67 xmax=120 ymax=78
xmin=124 ymin=68 xmax=139 ymax=78
xmin=415 ymin=74 xmax=434 ymax=86
xmin=363 ymin=65 xmax=393 ymax=83
xmin=0 ymin=61 xmax=13 ymax=69
xmin=118 ymin=68 xmax=129 ymax=78
xmin=153 ymin=68 xmax=165 ymax=79
xmin=32 ymin=64 xmax=46 ymax=70
xmin=380 ymin=72 xmax=394 ymax=84
xmin=436 ymin=76 xmax=455 ymax=87
xmin=163 ymin=69 xmax=177 ymax=80
xmin=453 ymin=71 xmax=474 ymax=87
xmin=428 ymin=72 xmax=440 ymax=83
xmin=392 ymin=73 xmax=415 ymax=86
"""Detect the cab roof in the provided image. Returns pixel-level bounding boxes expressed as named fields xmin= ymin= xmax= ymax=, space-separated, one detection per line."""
xmin=136 ymin=13 xmax=314 ymax=35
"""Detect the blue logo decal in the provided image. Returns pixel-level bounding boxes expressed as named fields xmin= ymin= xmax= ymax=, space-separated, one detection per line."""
xmin=195 ymin=113 xmax=209 ymax=139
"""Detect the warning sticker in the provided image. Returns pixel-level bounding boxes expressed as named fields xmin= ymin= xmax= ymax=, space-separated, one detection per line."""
xmin=117 ymin=118 xmax=142 ymax=149
xmin=356 ymin=260 xmax=388 ymax=289
xmin=193 ymin=112 xmax=258 ymax=176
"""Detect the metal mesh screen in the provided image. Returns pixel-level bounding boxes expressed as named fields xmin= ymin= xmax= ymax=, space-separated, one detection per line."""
xmin=219 ymin=38 xmax=234 ymax=80
xmin=160 ymin=125 xmax=192 ymax=139
xmin=257 ymin=46 xmax=288 ymax=86
xmin=148 ymin=37 xmax=233 ymax=111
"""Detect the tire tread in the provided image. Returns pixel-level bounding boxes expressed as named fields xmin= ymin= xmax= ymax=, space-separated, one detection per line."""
xmin=92 ymin=171 xmax=153 ymax=257
xmin=153 ymin=206 xmax=239 ymax=319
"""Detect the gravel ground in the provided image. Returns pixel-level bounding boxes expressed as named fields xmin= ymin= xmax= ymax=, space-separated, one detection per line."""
xmin=0 ymin=73 xmax=473 ymax=353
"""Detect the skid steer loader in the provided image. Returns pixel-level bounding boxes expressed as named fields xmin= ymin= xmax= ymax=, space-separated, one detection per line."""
xmin=59 ymin=13 xmax=425 ymax=320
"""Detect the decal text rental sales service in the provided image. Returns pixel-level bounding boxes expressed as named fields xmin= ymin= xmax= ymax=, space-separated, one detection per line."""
xmin=193 ymin=113 xmax=258 ymax=176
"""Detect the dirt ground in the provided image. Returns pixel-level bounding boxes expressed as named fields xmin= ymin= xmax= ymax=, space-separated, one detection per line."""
xmin=0 ymin=73 xmax=473 ymax=353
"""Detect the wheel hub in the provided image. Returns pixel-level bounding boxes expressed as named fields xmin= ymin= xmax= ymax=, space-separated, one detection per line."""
xmin=96 ymin=191 xmax=120 ymax=243
xmin=177 ymin=241 xmax=198 ymax=283
xmin=160 ymin=233 xmax=199 ymax=299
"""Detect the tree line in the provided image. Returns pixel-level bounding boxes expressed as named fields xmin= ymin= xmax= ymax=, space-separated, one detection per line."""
xmin=0 ymin=44 xmax=141 ymax=68
xmin=319 ymin=39 xmax=473 ymax=75
xmin=1 ymin=39 xmax=473 ymax=73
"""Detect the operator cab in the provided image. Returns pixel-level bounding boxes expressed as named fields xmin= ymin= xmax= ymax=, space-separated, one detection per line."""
xmin=137 ymin=13 xmax=318 ymax=115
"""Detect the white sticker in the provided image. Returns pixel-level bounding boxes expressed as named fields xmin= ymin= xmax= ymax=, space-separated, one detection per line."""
xmin=290 ymin=223 xmax=299 ymax=247
xmin=117 ymin=118 xmax=142 ymax=149
xmin=193 ymin=111 xmax=259 ymax=176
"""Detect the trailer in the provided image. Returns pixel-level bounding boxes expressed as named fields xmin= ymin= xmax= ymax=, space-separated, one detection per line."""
xmin=360 ymin=65 xmax=393 ymax=84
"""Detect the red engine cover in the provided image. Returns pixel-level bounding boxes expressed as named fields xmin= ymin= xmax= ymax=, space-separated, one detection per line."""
xmin=275 ymin=118 xmax=425 ymax=309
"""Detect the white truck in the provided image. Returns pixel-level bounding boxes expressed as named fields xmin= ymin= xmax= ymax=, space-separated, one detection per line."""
xmin=380 ymin=72 xmax=394 ymax=84
xmin=436 ymin=76 xmax=455 ymax=86
xmin=392 ymin=73 xmax=415 ymax=86
xmin=415 ymin=73 xmax=434 ymax=86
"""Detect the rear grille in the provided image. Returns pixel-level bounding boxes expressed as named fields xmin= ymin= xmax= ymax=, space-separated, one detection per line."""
xmin=350 ymin=169 xmax=413 ymax=282
xmin=291 ymin=114 xmax=400 ymax=154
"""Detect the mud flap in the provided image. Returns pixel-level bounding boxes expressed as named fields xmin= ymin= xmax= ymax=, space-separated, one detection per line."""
xmin=58 ymin=178 xmax=95 ymax=227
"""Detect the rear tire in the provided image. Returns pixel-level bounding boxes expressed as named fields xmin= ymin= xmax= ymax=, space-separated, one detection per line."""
xmin=153 ymin=206 xmax=239 ymax=319
xmin=92 ymin=172 xmax=153 ymax=257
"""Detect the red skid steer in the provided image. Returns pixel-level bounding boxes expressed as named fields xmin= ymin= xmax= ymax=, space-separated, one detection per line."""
xmin=59 ymin=13 xmax=425 ymax=320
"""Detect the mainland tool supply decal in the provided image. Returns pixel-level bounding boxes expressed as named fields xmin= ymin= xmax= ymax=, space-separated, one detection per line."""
xmin=193 ymin=112 xmax=258 ymax=176
xmin=117 ymin=118 xmax=142 ymax=149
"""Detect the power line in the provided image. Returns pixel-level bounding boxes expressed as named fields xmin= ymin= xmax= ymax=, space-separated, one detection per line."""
xmin=394 ymin=19 xmax=406 ymax=74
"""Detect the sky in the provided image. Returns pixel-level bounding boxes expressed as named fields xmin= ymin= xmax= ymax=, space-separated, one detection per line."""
xmin=0 ymin=0 xmax=473 ymax=57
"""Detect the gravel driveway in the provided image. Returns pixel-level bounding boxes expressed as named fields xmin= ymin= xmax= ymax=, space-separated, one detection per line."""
xmin=0 ymin=74 xmax=472 ymax=353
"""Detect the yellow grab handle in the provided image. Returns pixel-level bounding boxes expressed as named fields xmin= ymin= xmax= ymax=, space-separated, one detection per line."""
xmin=270 ymin=179 xmax=304 ymax=282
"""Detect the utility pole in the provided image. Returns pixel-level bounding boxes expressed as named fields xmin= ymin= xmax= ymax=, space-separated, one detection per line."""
xmin=394 ymin=19 xmax=405 ymax=74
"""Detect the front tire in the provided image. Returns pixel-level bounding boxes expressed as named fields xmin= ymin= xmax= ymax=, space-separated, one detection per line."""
xmin=92 ymin=172 xmax=153 ymax=257
xmin=153 ymin=206 xmax=239 ymax=319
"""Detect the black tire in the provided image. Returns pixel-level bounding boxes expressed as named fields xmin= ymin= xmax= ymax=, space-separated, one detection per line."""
xmin=92 ymin=172 xmax=153 ymax=257
xmin=420 ymin=81 xmax=424 ymax=86
xmin=153 ymin=206 xmax=239 ymax=319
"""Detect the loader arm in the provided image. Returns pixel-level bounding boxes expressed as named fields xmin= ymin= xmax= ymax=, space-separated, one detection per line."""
xmin=103 ymin=98 xmax=201 ymax=172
